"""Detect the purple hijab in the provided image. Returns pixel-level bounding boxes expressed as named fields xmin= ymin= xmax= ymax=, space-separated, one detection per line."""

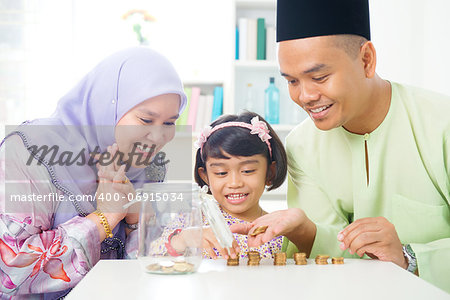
xmin=3 ymin=46 xmax=186 ymax=224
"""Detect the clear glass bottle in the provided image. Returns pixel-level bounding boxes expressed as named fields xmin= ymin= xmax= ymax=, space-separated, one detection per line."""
xmin=136 ymin=182 xmax=203 ymax=274
xmin=244 ymin=83 xmax=254 ymax=111
xmin=264 ymin=77 xmax=280 ymax=124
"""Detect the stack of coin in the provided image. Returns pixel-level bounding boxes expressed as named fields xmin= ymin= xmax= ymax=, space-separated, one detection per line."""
xmin=274 ymin=252 xmax=287 ymax=265
xmin=227 ymin=257 xmax=239 ymax=266
xmin=331 ymin=257 xmax=344 ymax=264
xmin=293 ymin=252 xmax=307 ymax=265
xmin=247 ymin=251 xmax=261 ymax=266
xmin=315 ymin=254 xmax=329 ymax=265
xmin=250 ymin=225 xmax=268 ymax=237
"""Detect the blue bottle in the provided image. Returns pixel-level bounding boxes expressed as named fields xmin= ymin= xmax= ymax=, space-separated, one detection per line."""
xmin=264 ymin=77 xmax=280 ymax=124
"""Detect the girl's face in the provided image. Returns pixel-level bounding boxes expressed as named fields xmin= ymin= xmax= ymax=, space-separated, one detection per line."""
xmin=114 ymin=93 xmax=180 ymax=168
xmin=199 ymin=152 xmax=274 ymax=221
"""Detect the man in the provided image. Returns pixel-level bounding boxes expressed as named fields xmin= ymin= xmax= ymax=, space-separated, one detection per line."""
xmin=232 ymin=0 xmax=450 ymax=292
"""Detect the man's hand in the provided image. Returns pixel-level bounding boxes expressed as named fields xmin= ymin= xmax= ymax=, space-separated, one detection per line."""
xmin=338 ymin=216 xmax=408 ymax=269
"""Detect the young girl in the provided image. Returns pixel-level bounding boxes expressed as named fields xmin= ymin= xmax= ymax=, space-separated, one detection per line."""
xmin=193 ymin=111 xmax=287 ymax=259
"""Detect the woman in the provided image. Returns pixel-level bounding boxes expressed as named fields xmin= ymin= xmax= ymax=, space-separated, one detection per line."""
xmin=0 ymin=47 xmax=186 ymax=298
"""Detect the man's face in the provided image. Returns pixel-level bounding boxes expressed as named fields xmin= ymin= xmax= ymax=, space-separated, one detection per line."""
xmin=278 ymin=36 xmax=369 ymax=131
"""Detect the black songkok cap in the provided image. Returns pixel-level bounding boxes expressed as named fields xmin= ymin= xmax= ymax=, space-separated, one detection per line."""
xmin=276 ymin=0 xmax=371 ymax=42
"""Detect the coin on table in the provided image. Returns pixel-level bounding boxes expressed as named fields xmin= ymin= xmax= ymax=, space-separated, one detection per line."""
xmin=274 ymin=252 xmax=287 ymax=265
xmin=227 ymin=257 xmax=239 ymax=266
xmin=159 ymin=260 xmax=175 ymax=267
xmin=173 ymin=262 xmax=194 ymax=272
xmin=161 ymin=266 xmax=174 ymax=273
xmin=294 ymin=252 xmax=306 ymax=260
xmin=294 ymin=252 xmax=307 ymax=265
xmin=247 ymin=251 xmax=261 ymax=260
xmin=146 ymin=263 xmax=161 ymax=272
xmin=315 ymin=254 xmax=329 ymax=265
xmin=250 ymin=225 xmax=268 ymax=237
xmin=274 ymin=252 xmax=287 ymax=259
xmin=332 ymin=257 xmax=344 ymax=264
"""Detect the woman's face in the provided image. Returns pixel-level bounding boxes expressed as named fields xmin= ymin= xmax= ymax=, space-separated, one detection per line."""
xmin=115 ymin=93 xmax=180 ymax=168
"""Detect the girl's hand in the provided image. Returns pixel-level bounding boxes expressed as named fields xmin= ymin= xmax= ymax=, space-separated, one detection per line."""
xmin=201 ymin=227 xmax=240 ymax=259
xmin=170 ymin=227 xmax=240 ymax=259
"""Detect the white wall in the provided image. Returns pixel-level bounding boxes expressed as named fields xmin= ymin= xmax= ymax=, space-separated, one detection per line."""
xmin=370 ymin=0 xmax=450 ymax=96
xmin=2 ymin=0 xmax=450 ymax=125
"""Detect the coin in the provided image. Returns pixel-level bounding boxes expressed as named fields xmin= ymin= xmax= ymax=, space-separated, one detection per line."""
xmin=146 ymin=263 xmax=161 ymax=272
xmin=161 ymin=266 xmax=174 ymax=273
xmin=274 ymin=252 xmax=287 ymax=265
xmin=274 ymin=252 xmax=287 ymax=259
xmin=250 ymin=225 xmax=268 ymax=237
xmin=159 ymin=260 xmax=175 ymax=267
xmin=332 ymin=257 xmax=344 ymax=264
xmin=247 ymin=250 xmax=261 ymax=265
xmin=294 ymin=252 xmax=306 ymax=260
xmin=294 ymin=252 xmax=307 ymax=265
xmin=315 ymin=254 xmax=329 ymax=265
xmin=227 ymin=257 xmax=239 ymax=266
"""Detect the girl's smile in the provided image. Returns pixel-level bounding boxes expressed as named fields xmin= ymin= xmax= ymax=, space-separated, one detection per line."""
xmin=225 ymin=193 xmax=249 ymax=205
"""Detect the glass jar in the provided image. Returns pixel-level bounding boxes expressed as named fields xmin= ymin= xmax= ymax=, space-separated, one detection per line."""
xmin=136 ymin=181 xmax=203 ymax=274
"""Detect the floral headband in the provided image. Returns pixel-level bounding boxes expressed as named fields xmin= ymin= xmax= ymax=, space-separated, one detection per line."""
xmin=195 ymin=116 xmax=272 ymax=158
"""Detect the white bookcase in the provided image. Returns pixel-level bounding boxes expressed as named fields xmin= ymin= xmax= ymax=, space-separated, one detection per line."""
xmin=230 ymin=0 xmax=307 ymax=130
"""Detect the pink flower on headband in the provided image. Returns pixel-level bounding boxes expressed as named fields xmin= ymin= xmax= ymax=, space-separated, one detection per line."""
xmin=250 ymin=116 xmax=272 ymax=143
xmin=194 ymin=126 xmax=212 ymax=149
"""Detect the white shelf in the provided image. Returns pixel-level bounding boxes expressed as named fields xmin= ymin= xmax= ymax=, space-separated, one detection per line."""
xmin=235 ymin=0 xmax=276 ymax=10
xmin=234 ymin=60 xmax=278 ymax=69
xmin=183 ymin=80 xmax=223 ymax=86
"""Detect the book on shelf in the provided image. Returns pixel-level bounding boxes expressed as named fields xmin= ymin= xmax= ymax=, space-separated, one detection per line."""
xmin=211 ymin=86 xmax=223 ymax=122
xmin=180 ymin=85 xmax=223 ymax=133
xmin=257 ymin=18 xmax=266 ymax=60
xmin=238 ymin=18 xmax=248 ymax=61
xmin=235 ymin=26 xmax=239 ymax=60
xmin=176 ymin=87 xmax=192 ymax=126
xmin=195 ymin=95 xmax=207 ymax=133
xmin=187 ymin=87 xmax=201 ymax=129
xmin=266 ymin=25 xmax=276 ymax=61
xmin=237 ymin=17 xmax=274 ymax=62
xmin=246 ymin=18 xmax=257 ymax=60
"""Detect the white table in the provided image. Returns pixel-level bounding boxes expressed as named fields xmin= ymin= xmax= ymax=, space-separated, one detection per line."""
xmin=66 ymin=258 xmax=449 ymax=300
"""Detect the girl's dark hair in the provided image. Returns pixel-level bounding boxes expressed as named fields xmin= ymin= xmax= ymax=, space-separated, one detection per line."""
xmin=194 ymin=111 xmax=287 ymax=191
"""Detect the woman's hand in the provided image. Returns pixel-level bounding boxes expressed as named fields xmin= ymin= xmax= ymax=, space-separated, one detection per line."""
xmin=94 ymin=144 xmax=134 ymax=226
